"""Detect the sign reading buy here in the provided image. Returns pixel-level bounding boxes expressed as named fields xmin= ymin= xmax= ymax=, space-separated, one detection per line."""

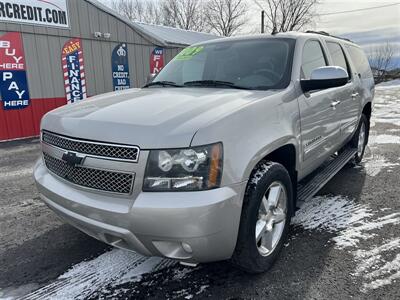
xmin=0 ymin=32 xmax=30 ymax=110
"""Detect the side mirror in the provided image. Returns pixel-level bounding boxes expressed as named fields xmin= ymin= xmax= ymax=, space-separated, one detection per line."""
xmin=146 ymin=73 xmax=157 ymax=84
xmin=300 ymin=66 xmax=348 ymax=92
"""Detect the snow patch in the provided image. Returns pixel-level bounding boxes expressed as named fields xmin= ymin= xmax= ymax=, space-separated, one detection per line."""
xmin=369 ymin=134 xmax=400 ymax=145
xmin=292 ymin=195 xmax=373 ymax=248
xmin=294 ymin=195 xmax=400 ymax=292
xmin=376 ymin=79 xmax=400 ymax=89
xmin=354 ymin=239 xmax=400 ymax=291
xmin=22 ymin=249 xmax=175 ymax=300
xmin=371 ymin=85 xmax=400 ymax=127
xmin=363 ymin=155 xmax=400 ymax=177
xmin=293 ymin=196 xmax=400 ymax=249
xmin=250 ymin=162 xmax=275 ymax=185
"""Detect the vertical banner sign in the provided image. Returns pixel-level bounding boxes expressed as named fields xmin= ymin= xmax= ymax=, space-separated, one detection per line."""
xmin=61 ymin=38 xmax=86 ymax=104
xmin=0 ymin=32 xmax=30 ymax=110
xmin=111 ymin=43 xmax=130 ymax=90
xmin=150 ymin=47 xmax=164 ymax=74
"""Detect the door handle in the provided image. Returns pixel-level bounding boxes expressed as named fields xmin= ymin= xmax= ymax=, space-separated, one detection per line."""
xmin=331 ymin=100 xmax=341 ymax=108
xmin=352 ymin=92 xmax=359 ymax=99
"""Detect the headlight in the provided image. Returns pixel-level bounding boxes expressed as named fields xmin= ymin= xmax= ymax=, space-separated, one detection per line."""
xmin=143 ymin=143 xmax=223 ymax=191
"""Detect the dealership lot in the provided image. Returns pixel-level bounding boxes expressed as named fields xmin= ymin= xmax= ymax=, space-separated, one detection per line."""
xmin=1 ymin=83 xmax=400 ymax=299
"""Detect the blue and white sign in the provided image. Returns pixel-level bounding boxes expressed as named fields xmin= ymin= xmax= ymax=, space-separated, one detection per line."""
xmin=111 ymin=43 xmax=131 ymax=91
xmin=0 ymin=71 xmax=30 ymax=110
xmin=0 ymin=32 xmax=30 ymax=110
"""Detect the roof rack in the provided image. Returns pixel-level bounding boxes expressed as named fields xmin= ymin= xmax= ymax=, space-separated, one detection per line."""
xmin=305 ymin=30 xmax=353 ymax=43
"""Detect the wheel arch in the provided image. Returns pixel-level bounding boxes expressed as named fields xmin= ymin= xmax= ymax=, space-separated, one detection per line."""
xmin=362 ymin=101 xmax=372 ymax=122
xmin=243 ymin=141 xmax=299 ymax=214
xmin=362 ymin=101 xmax=372 ymax=143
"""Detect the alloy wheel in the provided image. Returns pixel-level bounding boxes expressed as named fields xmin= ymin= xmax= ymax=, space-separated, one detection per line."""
xmin=255 ymin=181 xmax=287 ymax=256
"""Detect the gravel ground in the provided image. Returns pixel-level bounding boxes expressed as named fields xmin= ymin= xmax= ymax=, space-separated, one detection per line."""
xmin=0 ymin=83 xmax=399 ymax=300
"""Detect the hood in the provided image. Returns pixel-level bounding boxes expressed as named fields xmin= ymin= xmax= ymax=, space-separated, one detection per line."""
xmin=42 ymin=88 xmax=278 ymax=148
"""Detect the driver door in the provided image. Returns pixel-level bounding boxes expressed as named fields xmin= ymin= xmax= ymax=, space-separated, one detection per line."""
xmin=298 ymin=40 xmax=341 ymax=175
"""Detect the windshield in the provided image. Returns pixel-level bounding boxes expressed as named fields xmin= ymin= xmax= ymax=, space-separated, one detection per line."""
xmin=151 ymin=38 xmax=295 ymax=90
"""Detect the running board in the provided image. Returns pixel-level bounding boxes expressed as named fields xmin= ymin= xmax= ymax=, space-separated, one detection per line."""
xmin=297 ymin=148 xmax=357 ymax=205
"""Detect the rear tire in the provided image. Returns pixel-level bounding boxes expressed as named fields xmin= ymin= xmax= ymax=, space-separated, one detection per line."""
xmin=348 ymin=114 xmax=369 ymax=166
xmin=231 ymin=161 xmax=293 ymax=273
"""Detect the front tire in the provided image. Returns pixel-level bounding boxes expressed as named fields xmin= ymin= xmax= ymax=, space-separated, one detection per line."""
xmin=231 ymin=161 xmax=293 ymax=273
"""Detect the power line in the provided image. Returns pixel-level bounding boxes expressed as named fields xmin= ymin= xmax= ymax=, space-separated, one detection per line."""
xmin=319 ymin=2 xmax=400 ymax=16
xmin=253 ymin=0 xmax=265 ymax=11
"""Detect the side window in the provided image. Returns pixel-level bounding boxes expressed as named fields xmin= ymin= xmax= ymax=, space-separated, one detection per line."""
xmin=326 ymin=42 xmax=351 ymax=79
xmin=301 ymin=40 xmax=327 ymax=79
xmin=346 ymin=45 xmax=373 ymax=79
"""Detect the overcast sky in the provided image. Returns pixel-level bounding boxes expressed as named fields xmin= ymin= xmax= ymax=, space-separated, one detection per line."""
xmin=104 ymin=0 xmax=400 ymax=42
xmin=103 ymin=0 xmax=400 ymax=51
xmin=248 ymin=0 xmax=400 ymax=45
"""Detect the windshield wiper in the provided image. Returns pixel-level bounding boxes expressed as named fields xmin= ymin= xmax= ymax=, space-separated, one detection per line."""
xmin=183 ymin=80 xmax=250 ymax=90
xmin=143 ymin=81 xmax=183 ymax=88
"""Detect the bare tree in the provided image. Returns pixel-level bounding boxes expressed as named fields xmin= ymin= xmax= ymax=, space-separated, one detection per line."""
xmin=255 ymin=0 xmax=318 ymax=34
xmin=368 ymin=42 xmax=398 ymax=83
xmin=112 ymin=0 xmax=249 ymax=34
xmin=204 ymin=0 xmax=247 ymax=36
xmin=111 ymin=0 xmax=163 ymax=24
xmin=162 ymin=0 xmax=209 ymax=31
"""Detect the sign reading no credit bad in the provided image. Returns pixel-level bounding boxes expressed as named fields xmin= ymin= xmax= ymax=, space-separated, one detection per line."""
xmin=111 ymin=43 xmax=131 ymax=91
xmin=62 ymin=38 xmax=87 ymax=104
xmin=0 ymin=32 xmax=30 ymax=110
xmin=0 ymin=0 xmax=70 ymax=28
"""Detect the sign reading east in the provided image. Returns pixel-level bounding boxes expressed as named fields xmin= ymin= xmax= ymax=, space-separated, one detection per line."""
xmin=61 ymin=38 xmax=87 ymax=104
xmin=0 ymin=0 xmax=70 ymax=29
xmin=0 ymin=32 xmax=30 ymax=110
xmin=111 ymin=43 xmax=131 ymax=91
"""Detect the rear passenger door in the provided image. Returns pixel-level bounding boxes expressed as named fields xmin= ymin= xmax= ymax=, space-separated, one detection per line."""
xmin=325 ymin=41 xmax=359 ymax=143
xmin=298 ymin=40 xmax=341 ymax=172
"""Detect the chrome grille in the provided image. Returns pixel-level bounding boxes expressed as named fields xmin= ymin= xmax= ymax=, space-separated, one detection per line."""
xmin=42 ymin=131 xmax=139 ymax=162
xmin=43 ymin=153 xmax=134 ymax=194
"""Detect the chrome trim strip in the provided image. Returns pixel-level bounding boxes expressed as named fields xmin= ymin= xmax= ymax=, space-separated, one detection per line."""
xmin=304 ymin=135 xmax=329 ymax=155
xmin=41 ymin=142 xmax=136 ymax=173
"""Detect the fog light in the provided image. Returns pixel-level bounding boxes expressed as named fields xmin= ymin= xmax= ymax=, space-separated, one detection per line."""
xmin=182 ymin=242 xmax=193 ymax=253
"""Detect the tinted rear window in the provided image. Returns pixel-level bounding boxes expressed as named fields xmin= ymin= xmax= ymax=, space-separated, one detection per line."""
xmin=346 ymin=45 xmax=373 ymax=79
xmin=326 ymin=42 xmax=351 ymax=79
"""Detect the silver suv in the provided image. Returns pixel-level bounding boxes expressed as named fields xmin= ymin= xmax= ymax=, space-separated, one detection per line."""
xmin=34 ymin=31 xmax=374 ymax=273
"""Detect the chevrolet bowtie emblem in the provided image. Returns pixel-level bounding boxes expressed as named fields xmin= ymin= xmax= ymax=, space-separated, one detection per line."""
xmin=62 ymin=152 xmax=85 ymax=167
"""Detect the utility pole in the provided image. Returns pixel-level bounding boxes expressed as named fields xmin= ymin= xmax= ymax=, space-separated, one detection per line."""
xmin=261 ymin=10 xmax=265 ymax=33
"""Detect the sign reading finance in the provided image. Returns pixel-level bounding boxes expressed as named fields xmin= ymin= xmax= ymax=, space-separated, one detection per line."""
xmin=61 ymin=38 xmax=86 ymax=104
xmin=0 ymin=0 xmax=70 ymax=28
xmin=150 ymin=47 xmax=164 ymax=74
xmin=111 ymin=43 xmax=131 ymax=91
xmin=0 ymin=32 xmax=30 ymax=110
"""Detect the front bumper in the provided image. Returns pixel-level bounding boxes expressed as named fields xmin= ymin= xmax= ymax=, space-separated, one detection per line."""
xmin=34 ymin=159 xmax=247 ymax=263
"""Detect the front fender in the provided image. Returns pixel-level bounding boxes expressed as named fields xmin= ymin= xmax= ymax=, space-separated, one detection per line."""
xmin=191 ymin=86 xmax=301 ymax=186
xmin=241 ymin=137 xmax=299 ymax=181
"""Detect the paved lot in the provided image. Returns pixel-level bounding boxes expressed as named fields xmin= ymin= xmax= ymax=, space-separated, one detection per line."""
xmin=0 ymin=82 xmax=399 ymax=300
